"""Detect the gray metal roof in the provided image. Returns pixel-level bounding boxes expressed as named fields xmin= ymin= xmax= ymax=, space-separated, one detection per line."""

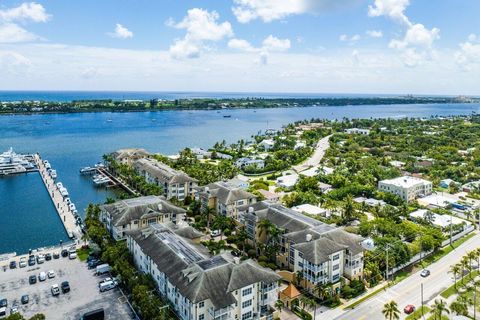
xmin=128 ymin=224 xmax=280 ymax=309
xmin=200 ymin=181 xmax=256 ymax=204
xmin=133 ymin=158 xmax=197 ymax=184
xmin=100 ymin=195 xmax=186 ymax=227
xmin=293 ymin=238 xmax=347 ymax=265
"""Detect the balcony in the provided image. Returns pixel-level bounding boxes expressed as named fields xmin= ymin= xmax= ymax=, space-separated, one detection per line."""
xmin=208 ymin=306 xmax=232 ymax=320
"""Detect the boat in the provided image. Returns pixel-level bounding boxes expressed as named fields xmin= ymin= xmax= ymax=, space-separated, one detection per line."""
xmin=69 ymin=203 xmax=76 ymax=211
xmin=223 ymin=115 xmax=232 ymax=118
xmin=56 ymin=182 xmax=63 ymax=189
xmin=44 ymin=161 xmax=51 ymax=170
xmin=59 ymin=187 xmax=69 ymax=197
xmin=49 ymin=169 xmax=57 ymax=179
xmin=80 ymin=166 xmax=96 ymax=174
xmin=68 ymin=231 xmax=74 ymax=239
xmin=93 ymin=176 xmax=110 ymax=186
xmin=0 ymin=148 xmax=35 ymax=175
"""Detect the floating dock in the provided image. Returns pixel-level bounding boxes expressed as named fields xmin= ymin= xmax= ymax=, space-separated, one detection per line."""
xmin=34 ymin=154 xmax=82 ymax=241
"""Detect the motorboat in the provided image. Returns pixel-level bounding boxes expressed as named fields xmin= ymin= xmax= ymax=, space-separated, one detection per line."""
xmin=56 ymin=182 xmax=63 ymax=189
xmin=49 ymin=170 xmax=57 ymax=179
xmin=0 ymin=148 xmax=35 ymax=174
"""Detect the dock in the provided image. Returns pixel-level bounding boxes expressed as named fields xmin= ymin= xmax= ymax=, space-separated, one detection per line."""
xmin=34 ymin=154 xmax=82 ymax=241
xmin=97 ymin=167 xmax=139 ymax=195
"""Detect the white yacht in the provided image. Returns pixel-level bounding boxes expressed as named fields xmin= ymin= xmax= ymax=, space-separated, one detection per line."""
xmin=60 ymin=187 xmax=69 ymax=197
xmin=49 ymin=169 xmax=57 ymax=179
xmin=0 ymin=148 xmax=35 ymax=175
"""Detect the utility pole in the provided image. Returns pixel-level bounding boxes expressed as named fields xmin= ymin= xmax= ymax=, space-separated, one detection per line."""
xmin=386 ymin=246 xmax=389 ymax=282
xmin=450 ymin=218 xmax=453 ymax=246
xmin=421 ymin=283 xmax=424 ymax=319
xmin=474 ymin=286 xmax=477 ymax=320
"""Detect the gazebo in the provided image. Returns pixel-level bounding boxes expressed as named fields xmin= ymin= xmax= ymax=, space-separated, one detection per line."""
xmin=280 ymin=283 xmax=302 ymax=309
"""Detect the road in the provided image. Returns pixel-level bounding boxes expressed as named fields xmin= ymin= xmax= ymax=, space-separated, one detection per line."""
xmin=293 ymin=135 xmax=331 ymax=172
xmin=332 ymin=232 xmax=480 ymax=320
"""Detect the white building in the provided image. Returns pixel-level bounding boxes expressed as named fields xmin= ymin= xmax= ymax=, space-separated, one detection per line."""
xmin=133 ymin=158 xmax=198 ymax=200
xmin=345 ymin=128 xmax=370 ymax=135
xmin=258 ymin=139 xmax=275 ymax=151
xmin=99 ymin=196 xmax=186 ymax=240
xmin=276 ymin=174 xmax=299 ymax=189
xmin=292 ymin=204 xmax=327 ymax=216
xmin=378 ymin=176 xmax=433 ymax=202
xmin=127 ymin=224 xmax=281 ymax=320
xmin=235 ymin=158 xmax=265 ymax=170
xmin=409 ymin=209 xmax=469 ymax=229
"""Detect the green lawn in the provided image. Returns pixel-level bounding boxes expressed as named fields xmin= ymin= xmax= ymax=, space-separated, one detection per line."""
xmin=76 ymin=247 xmax=90 ymax=261
xmin=440 ymin=270 xmax=480 ymax=298
xmin=405 ymin=306 xmax=431 ymax=320
xmin=420 ymin=232 xmax=476 ymax=269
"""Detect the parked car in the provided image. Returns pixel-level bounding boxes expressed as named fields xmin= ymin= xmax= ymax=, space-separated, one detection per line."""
xmin=9 ymin=261 xmax=16 ymax=269
xmin=36 ymin=254 xmax=45 ymax=264
xmin=47 ymin=270 xmax=56 ymax=279
xmin=61 ymin=249 xmax=69 ymax=257
xmin=28 ymin=255 xmax=36 ymax=266
xmin=39 ymin=272 xmax=47 ymax=282
xmin=21 ymin=295 xmax=29 ymax=305
xmin=420 ymin=269 xmax=430 ymax=277
xmin=69 ymin=252 xmax=77 ymax=260
xmin=29 ymin=275 xmax=37 ymax=284
xmin=0 ymin=307 xmax=6 ymax=317
xmin=0 ymin=299 xmax=7 ymax=308
xmin=61 ymin=281 xmax=70 ymax=293
xmin=88 ymin=259 xmax=101 ymax=269
xmin=404 ymin=304 xmax=415 ymax=314
xmin=96 ymin=264 xmax=111 ymax=275
xmin=99 ymin=280 xmax=116 ymax=292
xmin=51 ymin=284 xmax=60 ymax=296
xmin=19 ymin=257 xmax=27 ymax=268
xmin=53 ymin=252 xmax=60 ymax=259
xmin=45 ymin=253 xmax=52 ymax=261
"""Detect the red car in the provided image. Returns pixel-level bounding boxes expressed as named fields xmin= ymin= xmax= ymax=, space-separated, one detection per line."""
xmin=404 ymin=304 xmax=415 ymax=314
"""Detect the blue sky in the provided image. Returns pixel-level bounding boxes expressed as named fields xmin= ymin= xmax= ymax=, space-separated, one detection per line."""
xmin=0 ymin=0 xmax=479 ymax=94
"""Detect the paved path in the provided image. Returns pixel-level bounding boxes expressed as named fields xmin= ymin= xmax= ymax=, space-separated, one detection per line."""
xmin=35 ymin=154 xmax=82 ymax=240
xmin=293 ymin=135 xmax=331 ymax=173
xmin=322 ymin=232 xmax=480 ymax=320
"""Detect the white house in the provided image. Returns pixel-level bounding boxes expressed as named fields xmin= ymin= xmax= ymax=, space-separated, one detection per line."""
xmin=378 ymin=176 xmax=432 ymax=202
xmin=258 ymin=139 xmax=275 ymax=151
xmin=345 ymin=128 xmax=370 ymax=135
xmin=276 ymin=174 xmax=299 ymax=189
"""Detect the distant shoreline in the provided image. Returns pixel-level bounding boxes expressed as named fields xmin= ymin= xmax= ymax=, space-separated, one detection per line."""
xmin=1 ymin=96 xmax=478 ymax=116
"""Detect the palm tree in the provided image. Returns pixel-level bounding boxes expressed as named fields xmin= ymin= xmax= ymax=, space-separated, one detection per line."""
xmin=430 ymin=299 xmax=449 ymax=320
xmin=315 ymin=283 xmax=331 ymax=301
xmin=296 ymin=271 xmax=305 ymax=288
xmin=202 ymin=206 xmax=215 ymax=229
xmin=449 ymin=264 xmax=462 ymax=289
xmin=258 ymin=219 xmax=275 ymax=239
xmin=382 ymin=300 xmax=400 ymax=320
xmin=450 ymin=300 xmax=468 ymax=316
xmin=461 ymin=257 xmax=469 ymax=283
xmin=275 ymin=299 xmax=284 ymax=313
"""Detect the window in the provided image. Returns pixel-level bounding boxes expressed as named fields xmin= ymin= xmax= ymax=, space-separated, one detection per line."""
xmin=333 ymin=264 xmax=339 ymax=271
xmin=333 ymin=254 xmax=340 ymax=261
xmin=199 ymin=301 xmax=204 ymax=308
xmin=199 ymin=314 xmax=204 ymax=320
xmin=242 ymin=299 xmax=252 ymax=308
xmin=242 ymin=311 xmax=252 ymax=320
xmin=242 ymin=287 xmax=252 ymax=296
xmin=332 ymin=274 xmax=340 ymax=282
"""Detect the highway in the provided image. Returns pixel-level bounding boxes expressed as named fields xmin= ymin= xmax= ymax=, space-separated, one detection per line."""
xmin=333 ymin=232 xmax=480 ymax=320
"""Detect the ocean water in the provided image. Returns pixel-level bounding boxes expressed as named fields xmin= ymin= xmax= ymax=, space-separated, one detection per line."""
xmin=0 ymin=102 xmax=479 ymax=254
xmin=0 ymin=173 xmax=69 ymax=254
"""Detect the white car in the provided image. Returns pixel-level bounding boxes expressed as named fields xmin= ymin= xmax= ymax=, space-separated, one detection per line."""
xmin=47 ymin=270 xmax=56 ymax=279
xmin=69 ymin=252 xmax=77 ymax=260
xmin=19 ymin=257 xmax=27 ymax=268
xmin=51 ymin=284 xmax=60 ymax=296
xmin=39 ymin=272 xmax=47 ymax=281
xmin=210 ymin=230 xmax=221 ymax=237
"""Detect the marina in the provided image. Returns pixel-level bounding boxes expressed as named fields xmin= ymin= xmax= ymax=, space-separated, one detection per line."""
xmin=34 ymin=154 xmax=84 ymax=241
xmin=0 ymin=147 xmax=37 ymax=175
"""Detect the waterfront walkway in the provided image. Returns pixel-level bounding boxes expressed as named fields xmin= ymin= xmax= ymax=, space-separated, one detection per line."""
xmin=34 ymin=154 xmax=82 ymax=241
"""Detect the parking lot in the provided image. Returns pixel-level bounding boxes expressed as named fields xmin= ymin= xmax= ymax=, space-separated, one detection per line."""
xmin=0 ymin=253 xmax=134 ymax=320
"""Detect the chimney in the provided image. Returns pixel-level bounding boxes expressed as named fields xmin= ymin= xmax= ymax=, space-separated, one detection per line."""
xmin=306 ymin=234 xmax=312 ymax=242
xmin=233 ymin=257 xmax=240 ymax=265
xmin=248 ymin=207 xmax=254 ymax=214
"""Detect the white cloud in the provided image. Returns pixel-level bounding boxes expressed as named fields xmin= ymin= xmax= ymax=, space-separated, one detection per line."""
xmin=228 ymin=38 xmax=256 ymax=52
xmin=262 ymin=35 xmax=291 ymax=51
xmin=455 ymin=37 xmax=480 ymax=71
xmin=228 ymin=35 xmax=291 ymax=64
xmin=339 ymin=34 xmax=361 ymax=43
xmin=167 ymin=8 xmax=233 ymax=59
xmin=366 ymin=30 xmax=383 ymax=38
xmin=109 ymin=24 xmax=133 ymax=39
xmin=368 ymin=0 xmax=439 ymax=67
xmin=0 ymin=2 xmax=49 ymax=44
xmin=1 ymin=43 xmax=479 ymax=95
xmin=0 ymin=23 xmax=38 ymax=43
xmin=368 ymin=0 xmax=411 ymax=26
xmin=0 ymin=50 xmax=31 ymax=74
xmin=0 ymin=2 xmax=50 ymax=23
xmin=468 ymin=33 xmax=478 ymax=43
xmin=232 ymin=0 xmax=359 ymax=23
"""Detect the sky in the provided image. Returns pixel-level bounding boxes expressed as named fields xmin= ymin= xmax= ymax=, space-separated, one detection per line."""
xmin=0 ymin=0 xmax=479 ymax=95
